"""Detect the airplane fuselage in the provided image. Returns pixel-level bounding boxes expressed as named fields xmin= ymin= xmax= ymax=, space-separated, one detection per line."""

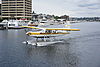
xmin=26 ymin=30 xmax=70 ymax=38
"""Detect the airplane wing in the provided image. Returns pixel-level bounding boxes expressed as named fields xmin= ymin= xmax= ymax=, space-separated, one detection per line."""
xmin=21 ymin=26 xmax=80 ymax=31
xmin=45 ymin=28 xmax=80 ymax=31
xmin=21 ymin=26 xmax=40 ymax=29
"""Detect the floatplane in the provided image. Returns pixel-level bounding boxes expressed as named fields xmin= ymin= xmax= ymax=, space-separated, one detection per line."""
xmin=22 ymin=24 xmax=80 ymax=46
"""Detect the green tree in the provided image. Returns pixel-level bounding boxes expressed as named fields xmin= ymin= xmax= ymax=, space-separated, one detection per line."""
xmin=54 ymin=16 xmax=59 ymax=20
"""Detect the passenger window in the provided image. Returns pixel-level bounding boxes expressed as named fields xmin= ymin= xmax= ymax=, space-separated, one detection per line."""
xmin=45 ymin=30 xmax=52 ymax=33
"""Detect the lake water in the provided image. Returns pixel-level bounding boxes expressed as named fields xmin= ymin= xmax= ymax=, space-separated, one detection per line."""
xmin=0 ymin=22 xmax=100 ymax=67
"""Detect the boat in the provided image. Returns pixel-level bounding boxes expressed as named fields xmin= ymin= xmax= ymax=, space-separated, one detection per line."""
xmin=0 ymin=19 xmax=31 ymax=29
xmin=0 ymin=20 xmax=8 ymax=30
xmin=0 ymin=24 xmax=6 ymax=30
xmin=7 ymin=20 xmax=23 ymax=29
xmin=28 ymin=21 xmax=38 ymax=26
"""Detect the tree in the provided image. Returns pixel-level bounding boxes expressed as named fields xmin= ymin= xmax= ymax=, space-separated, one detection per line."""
xmin=54 ymin=16 xmax=59 ymax=20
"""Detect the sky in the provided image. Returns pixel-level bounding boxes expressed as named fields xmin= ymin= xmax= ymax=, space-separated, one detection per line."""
xmin=32 ymin=0 xmax=100 ymax=17
xmin=0 ymin=0 xmax=100 ymax=17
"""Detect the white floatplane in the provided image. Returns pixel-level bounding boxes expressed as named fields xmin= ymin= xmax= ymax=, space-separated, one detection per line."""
xmin=22 ymin=25 xmax=80 ymax=46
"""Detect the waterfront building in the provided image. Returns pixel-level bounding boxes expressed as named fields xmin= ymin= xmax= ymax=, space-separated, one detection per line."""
xmin=1 ymin=0 xmax=32 ymax=20
xmin=0 ymin=4 xmax=1 ymax=16
xmin=0 ymin=3 xmax=2 ymax=19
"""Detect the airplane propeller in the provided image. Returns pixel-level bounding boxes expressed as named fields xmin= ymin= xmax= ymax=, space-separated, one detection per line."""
xmin=24 ymin=28 xmax=29 ymax=44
